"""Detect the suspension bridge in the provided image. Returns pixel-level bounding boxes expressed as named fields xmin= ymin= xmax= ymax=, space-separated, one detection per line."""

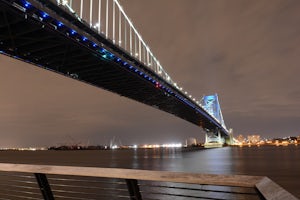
xmin=0 ymin=0 xmax=231 ymax=146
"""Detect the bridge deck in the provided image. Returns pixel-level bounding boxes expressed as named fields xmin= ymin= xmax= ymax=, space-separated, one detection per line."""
xmin=0 ymin=163 xmax=298 ymax=200
xmin=0 ymin=0 xmax=227 ymax=135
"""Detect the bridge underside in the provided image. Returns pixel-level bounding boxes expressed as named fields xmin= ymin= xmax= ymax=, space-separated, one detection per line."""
xmin=0 ymin=0 xmax=227 ymax=136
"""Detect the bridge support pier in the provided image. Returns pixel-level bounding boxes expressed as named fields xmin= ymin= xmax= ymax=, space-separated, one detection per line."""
xmin=204 ymin=129 xmax=225 ymax=148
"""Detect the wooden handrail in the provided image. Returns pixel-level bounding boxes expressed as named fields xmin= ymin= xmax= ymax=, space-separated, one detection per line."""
xmin=0 ymin=163 xmax=298 ymax=200
xmin=0 ymin=163 xmax=261 ymax=187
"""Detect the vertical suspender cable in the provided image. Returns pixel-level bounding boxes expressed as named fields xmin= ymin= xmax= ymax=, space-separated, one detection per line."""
xmin=80 ymin=0 xmax=83 ymax=18
xmin=106 ymin=0 xmax=109 ymax=38
xmin=90 ymin=0 xmax=93 ymax=27
xmin=138 ymin=38 xmax=141 ymax=61
xmin=124 ymin=15 xmax=127 ymax=51
xmin=146 ymin=48 xmax=149 ymax=66
xmin=134 ymin=33 xmax=137 ymax=57
xmin=98 ymin=0 xmax=101 ymax=33
xmin=113 ymin=0 xmax=115 ymax=43
xmin=70 ymin=0 xmax=72 ymax=8
xmin=119 ymin=9 xmax=121 ymax=46
xmin=129 ymin=26 xmax=132 ymax=55
xmin=143 ymin=46 xmax=146 ymax=64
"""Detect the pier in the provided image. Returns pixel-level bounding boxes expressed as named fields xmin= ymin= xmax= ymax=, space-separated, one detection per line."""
xmin=0 ymin=163 xmax=298 ymax=199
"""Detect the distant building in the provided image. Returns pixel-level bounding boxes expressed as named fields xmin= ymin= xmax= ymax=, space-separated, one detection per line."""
xmin=248 ymin=135 xmax=261 ymax=144
xmin=236 ymin=135 xmax=245 ymax=144
xmin=185 ymin=137 xmax=197 ymax=146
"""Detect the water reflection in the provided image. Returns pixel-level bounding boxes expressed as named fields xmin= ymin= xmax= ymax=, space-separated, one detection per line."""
xmin=126 ymin=147 xmax=233 ymax=174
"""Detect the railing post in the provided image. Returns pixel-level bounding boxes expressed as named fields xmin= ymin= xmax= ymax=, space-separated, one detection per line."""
xmin=35 ymin=173 xmax=54 ymax=200
xmin=125 ymin=179 xmax=142 ymax=200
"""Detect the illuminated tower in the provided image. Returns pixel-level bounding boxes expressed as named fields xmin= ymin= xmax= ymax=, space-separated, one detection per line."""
xmin=201 ymin=94 xmax=227 ymax=147
xmin=201 ymin=94 xmax=226 ymax=128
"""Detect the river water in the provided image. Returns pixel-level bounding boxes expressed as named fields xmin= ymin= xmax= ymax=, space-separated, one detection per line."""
xmin=0 ymin=145 xmax=299 ymax=198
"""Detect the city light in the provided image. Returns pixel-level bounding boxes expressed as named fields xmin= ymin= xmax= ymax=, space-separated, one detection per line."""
xmin=141 ymin=143 xmax=182 ymax=148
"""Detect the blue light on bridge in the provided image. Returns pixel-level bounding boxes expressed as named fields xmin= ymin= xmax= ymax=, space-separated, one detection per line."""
xmin=82 ymin=37 xmax=87 ymax=42
xmin=92 ymin=43 xmax=97 ymax=48
xmin=41 ymin=12 xmax=48 ymax=19
xmin=57 ymin=22 xmax=63 ymax=27
xmin=99 ymin=48 xmax=105 ymax=53
xmin=108 ymin=53 xmax=114 ymax=59
xmin=24 ymin=1 xmax=31 ymax=8
xmin=70 ymin=30 xmax=76 ymax=35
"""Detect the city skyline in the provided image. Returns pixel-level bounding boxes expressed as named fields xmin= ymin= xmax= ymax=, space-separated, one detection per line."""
xmin=1 ymin=0 xmax=300 ymax=147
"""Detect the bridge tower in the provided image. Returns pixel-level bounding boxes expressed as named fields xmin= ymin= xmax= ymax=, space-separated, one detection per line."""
xmin=204 ymin=128 xmax=225 ymax=148
xmin=225 ymin=128 xmax=234 ymax=145
xmin=201 ymin=94 xmax=227 ymax=148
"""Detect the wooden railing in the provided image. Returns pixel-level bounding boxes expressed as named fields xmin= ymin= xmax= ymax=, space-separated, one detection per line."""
xmin=0 ymin=163 xmax=298 ymax=200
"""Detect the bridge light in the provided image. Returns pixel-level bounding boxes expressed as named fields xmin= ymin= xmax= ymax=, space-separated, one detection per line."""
xmin=92 ymin=43 xmax=97 ymax=47
xmin=155 ymin=82 xmax=161 ymax=88
xmin=82 ymin=37 xmax=87 ymax=42
xmin=115 ymin=57 xmax=121 ymax=62
xmin=70 ymin=30 xmax=76 ymax=35
xmin=41 ymin=12 xmax=49 ymax=19
xmin=57 ymin=22 xmax=63 ymax=27
xmin=109 ymin=53 xmax=114 ymax=58
xmin=93 ymin=23 xmax=100 ymax=29
xmin=99 ymin=48 xmax=105 ymax=53
xmin=24 ymin=1 xmax=31 ymax=8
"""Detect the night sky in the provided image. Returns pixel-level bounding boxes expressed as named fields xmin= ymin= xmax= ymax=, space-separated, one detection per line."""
xmin=1 ymin=0 xmax=300 ymax=147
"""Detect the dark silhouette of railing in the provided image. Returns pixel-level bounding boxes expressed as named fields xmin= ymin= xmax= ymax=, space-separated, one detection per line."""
xmin=0 ymin=163 xmax=298 ymax=200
